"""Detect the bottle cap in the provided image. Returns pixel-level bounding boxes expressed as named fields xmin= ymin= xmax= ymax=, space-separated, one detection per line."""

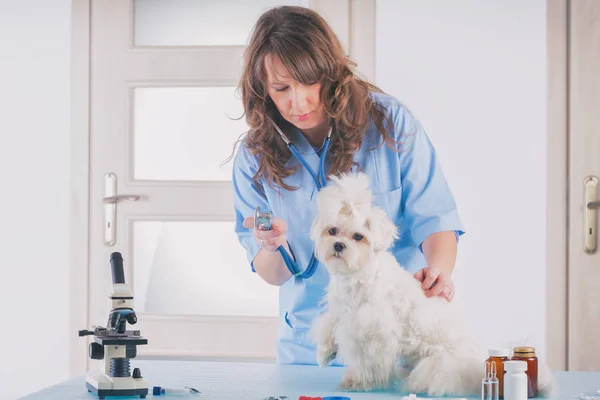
xmin=504 ymin=360 xmax=528 ymax=372
xmin=513 ymin=346 xmax=536 ymax=354
xmin=488 ymin=348 xmax=510 ymax=357
xmin=513 ymin=346 xmax=536 ymax=358
xmin=152 ymin=386 xmax=165 ymax=395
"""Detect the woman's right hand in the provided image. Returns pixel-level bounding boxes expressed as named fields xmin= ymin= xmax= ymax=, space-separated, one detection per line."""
xmin=243 ymin=215 xmax=288 ymax=253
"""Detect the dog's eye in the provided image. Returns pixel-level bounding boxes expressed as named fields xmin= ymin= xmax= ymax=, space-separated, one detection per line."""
xmin=328 ymin=227 xmax=337 ymax=236
xmin=353 ymin=233 xmax=363 ymax=241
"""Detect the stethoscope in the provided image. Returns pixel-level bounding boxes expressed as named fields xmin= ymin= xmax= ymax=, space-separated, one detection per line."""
xmin=254 ymin=119 xmax=332 ymax=279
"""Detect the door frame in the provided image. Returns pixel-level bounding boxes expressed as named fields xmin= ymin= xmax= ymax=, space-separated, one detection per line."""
xmin=68 ymin=0 xmax=376 ymax=377
xmin=546 ymin=0 xmax=568 ymax=372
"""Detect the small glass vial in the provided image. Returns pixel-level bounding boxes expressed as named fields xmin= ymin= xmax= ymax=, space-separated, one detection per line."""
xmin=511 ymin=346 xmax=538 ymax=398
xmin=490 ymin=361 xmax=500 ymax=400
xmin=487 ymin=349 xmax=510 ymax=398
xmin=482 ymin=361 xmax=492 ymax=400
xmin=503 ymin=360 xmax=528 ymax=400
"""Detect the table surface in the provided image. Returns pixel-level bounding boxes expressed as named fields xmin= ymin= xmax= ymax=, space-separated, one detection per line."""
xmin=20 ymin=360 xmax=599 ymax=400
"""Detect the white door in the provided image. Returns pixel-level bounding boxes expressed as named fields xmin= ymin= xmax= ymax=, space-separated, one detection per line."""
xmin=568 ymin=0 xmax=600 ymax=371
xmin=80 ymin=0 xmax=375 ymax=370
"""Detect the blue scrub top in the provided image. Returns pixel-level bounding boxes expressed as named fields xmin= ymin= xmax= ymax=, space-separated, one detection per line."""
xmin=231 ymin=91 xmax=465 ymax=365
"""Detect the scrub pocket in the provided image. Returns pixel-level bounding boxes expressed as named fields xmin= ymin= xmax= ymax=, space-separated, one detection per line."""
xmin=278 ymin=311 xmax=317 ymax=365
xmin=372 ymin=185 xmax=403 ymax=223
xmin=284 ymin=311 xmax=311 ymax=338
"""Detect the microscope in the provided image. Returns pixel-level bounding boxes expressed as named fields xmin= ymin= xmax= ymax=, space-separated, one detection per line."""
xmin=78 ymin=252 xmax=149 ymax=399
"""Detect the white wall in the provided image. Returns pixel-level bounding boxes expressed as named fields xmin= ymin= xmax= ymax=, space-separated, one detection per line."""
xmin=376 ymin=0 xmax=547 ymax=359
xmin=0 ymin=1 xmax=72 ymax=398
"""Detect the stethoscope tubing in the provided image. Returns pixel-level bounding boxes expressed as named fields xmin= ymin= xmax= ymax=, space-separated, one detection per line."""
xmin=267 ymin=119 xmax=332 ymax=279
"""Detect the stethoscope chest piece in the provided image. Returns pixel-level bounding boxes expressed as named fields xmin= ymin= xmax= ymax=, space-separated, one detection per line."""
xmin=254 ymin=206 xmax=274 ymax=231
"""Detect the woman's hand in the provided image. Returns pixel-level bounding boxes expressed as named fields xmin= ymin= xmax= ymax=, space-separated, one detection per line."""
xmin=413 ymin=266 xmax=455 ymax=302
xmin=418 ymin=231 xmax=458 ymax=302
xmin=243 ymin=216 xmax=289 ymax=252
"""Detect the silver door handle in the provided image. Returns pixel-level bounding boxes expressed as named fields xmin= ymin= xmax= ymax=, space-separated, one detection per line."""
xmin=104 ymin=173 xmax=142 ymax=246
xmin=588 ymin=201 xmax=600 ymax=209
xmin=584 ymin=176 xmax=598 ymax=254
xmin=103 ymin=195 xmax=140 ymax=204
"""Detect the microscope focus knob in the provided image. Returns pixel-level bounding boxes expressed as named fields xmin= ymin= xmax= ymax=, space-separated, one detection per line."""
xmin=126 ymin=312 xmax=137 ymax=325
xmin=132 ymin=368 xmax=142 ymax=379
xmin=89 ymin=342 xmax=104 ymax=360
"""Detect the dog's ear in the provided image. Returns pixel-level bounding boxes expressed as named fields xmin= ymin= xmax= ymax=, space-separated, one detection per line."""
xmin=368 ymin=207 xmax=398 ymax=252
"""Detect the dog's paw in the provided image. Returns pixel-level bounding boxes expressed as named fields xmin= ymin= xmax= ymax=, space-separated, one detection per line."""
xmin=338 ymin=378 xmax=372 ymax=392
xmin=338 ymin=375 xmax=361 ymax=391
xmin=338 ymin=371 xmax=377 ymax=392
xmin=317 ymin=345 xmax=337 ymax=367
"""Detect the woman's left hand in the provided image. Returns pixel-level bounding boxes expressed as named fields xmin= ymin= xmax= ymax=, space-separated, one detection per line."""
xmin=413 ymin=266 xmax=454 ymax=302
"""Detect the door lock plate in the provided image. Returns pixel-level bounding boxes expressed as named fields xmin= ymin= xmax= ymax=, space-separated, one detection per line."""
xmin=103 ymin=173 xmax=140 ymax=246
xmin=584 ymin=176 xmax=598 ymax=254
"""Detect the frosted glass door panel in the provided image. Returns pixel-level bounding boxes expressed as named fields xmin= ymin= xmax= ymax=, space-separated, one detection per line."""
xmin=133 ymin=221 xmax=279 ymax=316
xmin=134 ymin=0 xmax=309 ymax=47
xmin=134 ymin=87 xmax=246 ymax=181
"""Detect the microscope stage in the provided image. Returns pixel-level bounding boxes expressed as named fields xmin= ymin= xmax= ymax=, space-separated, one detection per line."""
xmin=93 ymin=336 xmax=148 ymax=346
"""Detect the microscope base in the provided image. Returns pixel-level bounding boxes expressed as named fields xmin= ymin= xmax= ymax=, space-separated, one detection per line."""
xmin=85 ymin=369 xmax=149 ymax=399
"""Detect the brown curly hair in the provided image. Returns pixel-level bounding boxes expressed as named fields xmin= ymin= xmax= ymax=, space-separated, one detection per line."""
xmin=236 ymin=5 xmax=400 ymax=192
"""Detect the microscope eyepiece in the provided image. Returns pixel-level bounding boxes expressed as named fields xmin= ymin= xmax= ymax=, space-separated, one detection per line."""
xmin=110 ymin=252 xmax=126 ymax=284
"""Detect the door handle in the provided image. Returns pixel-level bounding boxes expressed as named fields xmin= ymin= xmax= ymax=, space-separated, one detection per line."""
xmin=584 ymin=176 xmax=598 ymax=254
xmin=588 ymin=201 xmax=600 ymax=209
xmin=104 ymin=173 xmax=140 ymax=246
xmin=103 ymin=194 xmax=140 ymax=204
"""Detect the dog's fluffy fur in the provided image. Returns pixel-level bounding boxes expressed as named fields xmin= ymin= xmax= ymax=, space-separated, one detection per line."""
xmin=309 ymin=173 xmax=554 ymax=396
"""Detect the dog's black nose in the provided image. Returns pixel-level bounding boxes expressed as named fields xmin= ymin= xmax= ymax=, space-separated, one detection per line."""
xmin=333 ymin=242 xmax=346 ymax=252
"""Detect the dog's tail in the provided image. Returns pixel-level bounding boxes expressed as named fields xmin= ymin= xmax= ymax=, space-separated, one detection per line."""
xmin=403 ymin=351 xmax=482 ymax=396
xmin=537 ymin=360 xmax=556 ymax=398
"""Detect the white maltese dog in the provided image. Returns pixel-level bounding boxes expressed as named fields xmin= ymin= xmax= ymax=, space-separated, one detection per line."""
xmin=309 ymin=173 xmax=554 ymax=397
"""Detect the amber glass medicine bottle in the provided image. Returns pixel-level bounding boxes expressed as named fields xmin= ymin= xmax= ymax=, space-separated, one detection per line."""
xmin=511 ymin=346 xmax=538 ymax=398
xmin=487 ymin=349 xmax=510 ymax=398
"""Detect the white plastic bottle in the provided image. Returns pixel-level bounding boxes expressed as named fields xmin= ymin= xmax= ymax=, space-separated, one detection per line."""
xmin=503 ymin=360 xmax=528 ymax=400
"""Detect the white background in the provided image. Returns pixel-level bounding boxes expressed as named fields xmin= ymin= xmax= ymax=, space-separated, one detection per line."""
xmin=0 ymin=0 xmax=548 ymax=398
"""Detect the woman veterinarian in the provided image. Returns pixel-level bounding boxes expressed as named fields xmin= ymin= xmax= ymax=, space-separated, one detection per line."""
xmin=231 ymin=5 xmax=464 ymax=365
